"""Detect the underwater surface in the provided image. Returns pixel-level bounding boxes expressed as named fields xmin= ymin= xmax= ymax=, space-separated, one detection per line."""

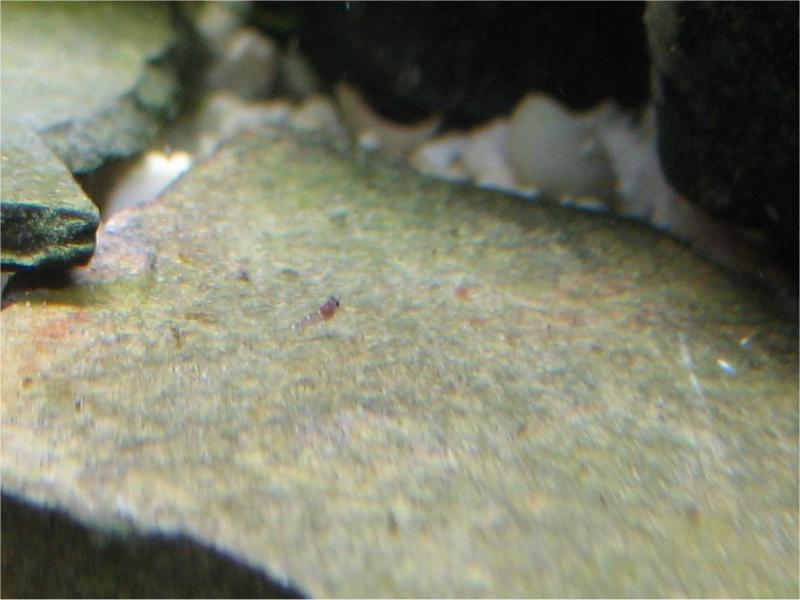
xmin=2 ymin=2 xmax=797 ymax=597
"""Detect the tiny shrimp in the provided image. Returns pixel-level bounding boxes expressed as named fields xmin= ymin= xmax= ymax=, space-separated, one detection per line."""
xmin=292 ymin=296 xmax=340 ymax=331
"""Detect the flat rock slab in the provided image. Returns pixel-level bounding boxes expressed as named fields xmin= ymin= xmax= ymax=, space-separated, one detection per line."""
xmin=2 ymin=133 xmax=797 ymax=597
xmin=1 ymin=1 xmax=177 ymax=172
xmin=1 ymin=121 xmax=100 ymax=271
xmin=1 ymin=1 xmax=178 ymax=272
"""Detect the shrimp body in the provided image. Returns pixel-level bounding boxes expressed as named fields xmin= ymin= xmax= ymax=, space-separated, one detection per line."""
xmin=292 ymin=296 xmax=340 ymax=331
xmin=318 ymin=296 xmax=340 ymax=319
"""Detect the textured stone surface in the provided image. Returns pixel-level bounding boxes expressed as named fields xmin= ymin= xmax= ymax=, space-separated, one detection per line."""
xmin=2 ymin=133 xmax=797 ymax=597
xmin=1 ymin=121 xmax=100 ymax=271
xmin=1 ymin=1 xmax=180 ymax=273
xmin=1 ymin=1 xmax=178 ymax=172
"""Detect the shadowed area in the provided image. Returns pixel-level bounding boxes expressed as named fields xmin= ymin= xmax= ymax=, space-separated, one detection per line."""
xmin=1 ymin=493 xmax=306 ymax=599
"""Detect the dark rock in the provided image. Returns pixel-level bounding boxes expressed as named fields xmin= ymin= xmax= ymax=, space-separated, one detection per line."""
xmin=1 ymin=121 xmax=100 ymax=271
xmin=1 ymin=493 xmax=306 ymax=598
xmin=0 ymin=2 xmax=190 ymax=271
xmin=255 ymin=3 xmax=650 ymax=128
xmin=645 ymin=1 xmax=799 ymax=273
xmin=1 ymin=2 xmax=182 ymax=172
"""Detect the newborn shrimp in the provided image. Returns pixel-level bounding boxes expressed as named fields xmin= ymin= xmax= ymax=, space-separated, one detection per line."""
xmin=292 ymin=296 xmax=340 ymax=331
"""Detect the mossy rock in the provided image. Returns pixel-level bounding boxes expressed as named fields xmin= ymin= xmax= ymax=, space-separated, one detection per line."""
xmin=1 ymin=1 xmax=183 ymax=272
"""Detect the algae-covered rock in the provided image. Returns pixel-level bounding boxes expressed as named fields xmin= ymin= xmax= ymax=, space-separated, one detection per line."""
xmin=2 ymin=132 xmax=797 ymax=597
xmin=1 ymin=121 xmax=100 ymax=271
xmin=1 ymin=1 xmax=179 ymax=172
xmin=1 ymin=1 xmax=182 ymax=272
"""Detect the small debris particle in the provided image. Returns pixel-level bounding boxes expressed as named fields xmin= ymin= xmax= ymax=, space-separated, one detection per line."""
xmin=327 ymin=208 xmax=349 ymax=226
xmin=387 ymin=510 xmax=399 ymax=535
xmin=716 ymin=358 xmax=737 ymax=376
xmin=467 ymin=316 xmax=487 ymax=328
xmin=170 ymin=325 xmax=185 ymax=348
xmin=454 ymin=284 xmax=471 ymax=300
xmin=685 ymin=503 xmax=700 ymax=525
xmin=739 ymin=334 xmax=754 ymax=349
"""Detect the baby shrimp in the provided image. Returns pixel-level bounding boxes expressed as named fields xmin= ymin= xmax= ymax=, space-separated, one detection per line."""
xmin=292 ymin=296 xmax=340 ymax=331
